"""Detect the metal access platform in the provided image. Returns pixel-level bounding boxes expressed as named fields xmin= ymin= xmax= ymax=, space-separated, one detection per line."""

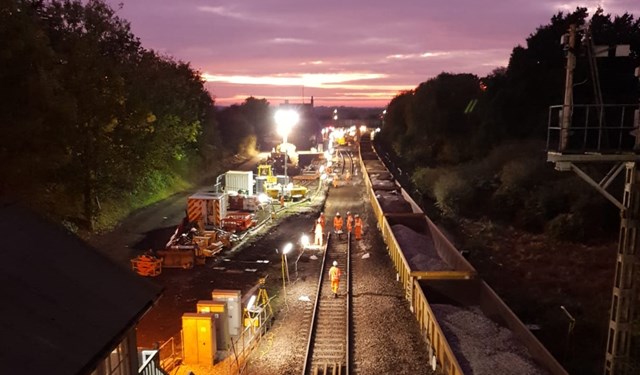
xmin=546 ymin=102 xmax=640 ymax=375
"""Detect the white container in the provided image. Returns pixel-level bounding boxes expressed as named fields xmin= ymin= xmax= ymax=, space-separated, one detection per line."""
xmin=225 ymin=171 xmax=254 ymax=195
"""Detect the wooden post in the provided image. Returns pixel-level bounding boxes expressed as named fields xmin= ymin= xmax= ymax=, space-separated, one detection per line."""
xmin=560 ymin=24 xmax=576 ymax=152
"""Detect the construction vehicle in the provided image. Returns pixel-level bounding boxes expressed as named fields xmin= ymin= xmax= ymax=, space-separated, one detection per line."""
xmin=257 ymin=164 xmax=277 ymax=184
xmin=258 ymin=163 xmax=310 ymax=200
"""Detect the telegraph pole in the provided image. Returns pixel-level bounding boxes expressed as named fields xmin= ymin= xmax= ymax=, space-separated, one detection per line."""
xmin=560 ymin=24 xmax=576 ymax=152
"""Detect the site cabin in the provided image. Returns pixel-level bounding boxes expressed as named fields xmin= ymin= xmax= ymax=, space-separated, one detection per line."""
xmin=187 ymin=192 xmax=227 ymax=229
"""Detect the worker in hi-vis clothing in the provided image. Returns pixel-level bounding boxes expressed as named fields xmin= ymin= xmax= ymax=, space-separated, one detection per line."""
xmin=333 ymin=212 xmax=343 ymax=233
xmin=329 ymin=260 xmax=341 ymax=298
xmin=354 ymin=214 xmax=363 ymax=240
xmin=314 ymin=218 xmax=323 ymax=246
xmin=319 ymin=212 xmax=326 ymax=232
xmin=346 ymin=212 xmax=354 ymax=234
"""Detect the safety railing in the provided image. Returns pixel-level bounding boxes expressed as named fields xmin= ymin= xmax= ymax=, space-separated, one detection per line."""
xmin=157 ymin=337 xmax=178 ymax=373
xmin=547 ymin=104 xmax=640 ymax=154
xmin=217 ymin=305 xmax=272 ymax=374
xmin=138 ymin=349 xmax=167 ymax=375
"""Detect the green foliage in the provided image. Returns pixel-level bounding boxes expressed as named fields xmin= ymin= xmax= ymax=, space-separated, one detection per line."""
xmin=0 ymin=0 xmax=222 ymax=230
xmin=432 ymin=171 xmax=475 ymax=218
xmin=411 ymin=167 xmax=441 ymax=199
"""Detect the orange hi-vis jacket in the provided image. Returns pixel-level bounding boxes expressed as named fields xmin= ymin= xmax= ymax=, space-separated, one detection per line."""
xmin=329 ymin=265 xmax=341 ymax=281
xmin=333 ymin=216 xmax=343 ymax=231
xmin=346 ymin=214 xmax=354 ymax=233
xmin=354 ymin=217 xmax=363 ymax=239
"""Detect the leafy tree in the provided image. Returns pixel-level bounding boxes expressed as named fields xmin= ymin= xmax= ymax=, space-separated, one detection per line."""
xmin=38 ymin=0 xmax=144 ymax=228
xmin=0 ymin=0 xmax=63 ymax=198
xmin=242 ymin=97 xmax=271 ymax=149
xmin=218 ymin=104 xmax=256 ymax=155
xmin=0 ymin=0 xmax=221 ymax=229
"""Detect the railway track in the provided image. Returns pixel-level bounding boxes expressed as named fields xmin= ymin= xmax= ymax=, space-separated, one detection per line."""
xmin=337 ymin=149 xmax=354 ymax=177
xmin=302 ymin=230 xmax=352 ymax=375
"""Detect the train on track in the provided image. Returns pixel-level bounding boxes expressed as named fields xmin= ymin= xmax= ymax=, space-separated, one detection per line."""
xmin=358 ymin=133 xmax=568 ymax=375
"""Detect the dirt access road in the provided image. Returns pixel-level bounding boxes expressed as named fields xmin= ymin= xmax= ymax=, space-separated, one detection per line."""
xmin=88 ymin=155 xmax=262 ymax=267
xmin=87 ymin=152 xmax=328 ymax=349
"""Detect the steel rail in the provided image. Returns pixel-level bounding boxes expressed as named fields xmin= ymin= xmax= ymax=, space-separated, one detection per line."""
xmin=301 ymin=229 xmax=352 ymax=375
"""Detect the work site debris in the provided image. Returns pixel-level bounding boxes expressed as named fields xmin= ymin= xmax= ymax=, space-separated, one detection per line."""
xmin=130 ymin=253 xmax=162 ymax=276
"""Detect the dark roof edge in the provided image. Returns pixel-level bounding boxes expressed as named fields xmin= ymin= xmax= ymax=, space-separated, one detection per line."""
xmin=77 ymin=289 xmax=164 ymax=374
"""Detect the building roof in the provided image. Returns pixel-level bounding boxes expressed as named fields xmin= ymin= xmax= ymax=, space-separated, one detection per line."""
xmin=0 ymin=203 xmax=163 ymax=374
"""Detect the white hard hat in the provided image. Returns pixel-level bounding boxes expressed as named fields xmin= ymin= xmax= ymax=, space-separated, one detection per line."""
xmin=336 ymin=212 xmax=340 ymax=216
xmin=333 ymin=261 xmax=338 ymax=266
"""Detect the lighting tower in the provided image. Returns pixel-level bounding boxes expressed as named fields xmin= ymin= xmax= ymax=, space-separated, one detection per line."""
xmin=275 ymin=109 xmax=299 ymax=184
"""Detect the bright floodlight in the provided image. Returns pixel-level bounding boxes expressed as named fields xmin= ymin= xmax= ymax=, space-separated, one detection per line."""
xmin=360 ymin=125 xmax=367 ymax=133
xmin=247 ymin=295 xmax=257 ymax=310
xmin=283 ymin=242 xmax=293 ymax=254
xmin=301 ymin=235 xmax=309 ymax=246
xmin=275 ymin=109 xmax=299 ymax=138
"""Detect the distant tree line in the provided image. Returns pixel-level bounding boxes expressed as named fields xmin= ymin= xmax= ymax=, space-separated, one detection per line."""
xmin=0 ymin=0 xmax=225 ymax=230
xmin=217 ymin=97 xmax=273 ymax=156
xmin=379 ymin=8 xmax=640 ymax=240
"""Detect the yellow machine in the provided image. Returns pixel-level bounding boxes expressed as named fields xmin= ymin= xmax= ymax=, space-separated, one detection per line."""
xmin=257 ymin=164 xmax=277 ymax=184
xmin=290 ymin=185 xmax=308 ymax=198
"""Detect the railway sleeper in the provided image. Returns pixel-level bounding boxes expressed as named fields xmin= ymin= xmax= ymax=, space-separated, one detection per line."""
xmin=312 ymin=362 xmax=345 ymax=375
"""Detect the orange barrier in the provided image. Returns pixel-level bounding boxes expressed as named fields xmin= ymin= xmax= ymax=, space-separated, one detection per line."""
xmin=131 ymin=256 xmax=162 ymax=276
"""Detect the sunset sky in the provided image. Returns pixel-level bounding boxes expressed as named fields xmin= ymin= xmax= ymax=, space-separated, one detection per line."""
xmin=106 ymin=1 xmax=640 ymax=108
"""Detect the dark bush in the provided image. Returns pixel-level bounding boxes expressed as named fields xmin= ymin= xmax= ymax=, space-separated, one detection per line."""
xmin=546 ymin=213 xmax=586 ymax=241
xmin=433 ymin=171 xmax=475 ymax=217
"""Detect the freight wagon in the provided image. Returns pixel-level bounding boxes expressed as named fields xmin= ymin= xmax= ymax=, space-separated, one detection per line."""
xmin=358 ymin=135 xmax=567 ymax=375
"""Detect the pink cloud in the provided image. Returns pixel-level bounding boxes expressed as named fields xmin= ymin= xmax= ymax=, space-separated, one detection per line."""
xmin=109 ymin=0 xmax=640 ymax=107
